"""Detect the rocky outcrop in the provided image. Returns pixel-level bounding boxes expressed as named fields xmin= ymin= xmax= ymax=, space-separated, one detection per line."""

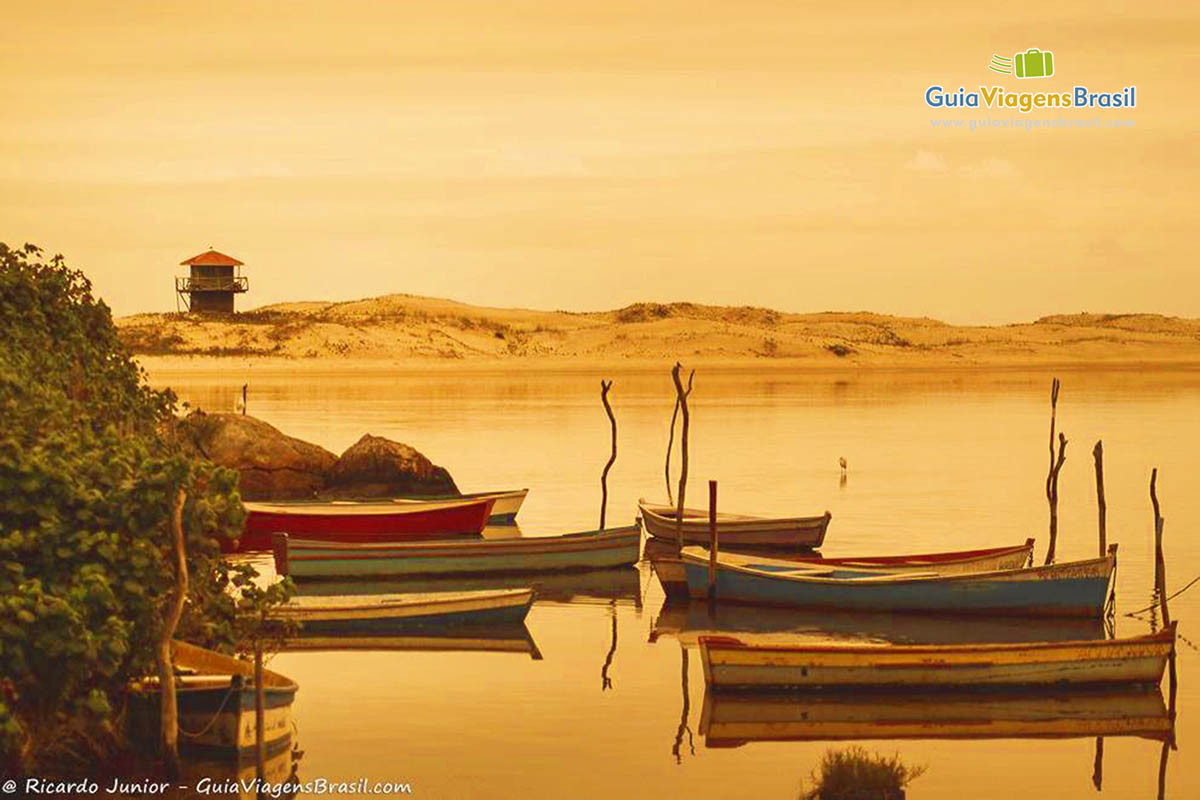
xmin=324 ymin=434 xmax=459 ymax=498
xmin=178 ymin=412 xmax=337 ymax=500
xmin=177 ymin=412 xmax=459 ymax=500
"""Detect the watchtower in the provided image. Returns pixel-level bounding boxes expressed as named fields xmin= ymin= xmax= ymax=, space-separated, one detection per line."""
xmin=176 ymin=249 xmax=248 ymax=313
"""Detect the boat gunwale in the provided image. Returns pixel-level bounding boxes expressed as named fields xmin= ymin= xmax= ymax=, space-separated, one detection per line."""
xmin=638 ymin=499 xmax=830 ymax=529
xmin=282 ymin=524 xmax=641 ymax=558
xmin=244 ymin=497 xmax=496 ymax=518
xmin=274 ymin=587 xmax=536 ymax=615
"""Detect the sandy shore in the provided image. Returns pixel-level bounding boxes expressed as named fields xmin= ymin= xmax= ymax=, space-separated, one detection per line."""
xmin=118 ymin=294 xmax=1200 ymax=372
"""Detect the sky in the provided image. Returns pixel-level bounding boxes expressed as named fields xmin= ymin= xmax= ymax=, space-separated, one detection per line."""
xmin=1 ymin=1 xmax=1196 ymax=323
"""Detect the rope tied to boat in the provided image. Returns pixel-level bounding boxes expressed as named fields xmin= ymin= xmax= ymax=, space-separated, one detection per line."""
xmin=1125 ymin=572 xmax=1200 ymax=618
xmin=174 ymin=678 xmax=239 ymax=739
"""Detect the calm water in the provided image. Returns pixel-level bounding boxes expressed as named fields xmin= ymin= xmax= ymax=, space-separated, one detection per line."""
xmin=152 ymin=365 xmax=1200 ymax=799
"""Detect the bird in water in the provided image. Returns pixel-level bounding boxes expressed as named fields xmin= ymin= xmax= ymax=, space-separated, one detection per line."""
xmin=839 ymin=457 xmax=847 ymax=474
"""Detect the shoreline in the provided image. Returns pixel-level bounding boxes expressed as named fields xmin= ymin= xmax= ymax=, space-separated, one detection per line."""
xmin=135 ymin=353 xmax=1200 ymax=376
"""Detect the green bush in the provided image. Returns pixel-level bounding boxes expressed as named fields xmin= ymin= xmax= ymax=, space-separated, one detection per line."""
xmin=0 ymin=243 xmax=288 ymax=774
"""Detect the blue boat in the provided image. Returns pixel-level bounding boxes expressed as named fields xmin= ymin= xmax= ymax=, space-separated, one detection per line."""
xmin=680 ymin=544 xmax=1117 ymax=618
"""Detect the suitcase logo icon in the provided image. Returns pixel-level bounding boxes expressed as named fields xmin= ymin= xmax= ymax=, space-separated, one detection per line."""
xmin=988 ymin=49 xmax=1055 ymax=79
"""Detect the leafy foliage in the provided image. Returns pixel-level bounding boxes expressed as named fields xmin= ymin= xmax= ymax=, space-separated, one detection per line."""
xmin=0 ymin=243 xmax=290 ymax=773
xmin=802 ymin=746 xmax=926 ymax=800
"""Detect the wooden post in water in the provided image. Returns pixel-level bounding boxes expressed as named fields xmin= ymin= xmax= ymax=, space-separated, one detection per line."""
xmin=665 ymin=396 xmax=680 ymax=506
xmin=241 ymin=383 xmax=248 ymax=415
xmin=671 ymin=363 xmax=695 ymax=552
xmin=599 ymin=380 xmax=616 ymax=531
xmin=1043 ymin=378 xmax=1067 ymax=565
xmin=1093 ymin=441 xmax=1106 ymax=557
xmin=1150 ymin=469 xmax=1170 ymax=626
xmin=254 ymin=640 xmax=265 ymax=793
xmin=157 ymin=489 xmax=188 ymax=778
xmin=707 ymin=480 xmax=718 ymax=598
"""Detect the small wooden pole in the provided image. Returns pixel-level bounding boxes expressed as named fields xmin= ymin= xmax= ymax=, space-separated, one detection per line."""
xmin=670 ymin=363 xmax=695 ymax=552
xmin=1092 ymin=737 xmax=1103 ymax=790
xmin=1093 ymin=441 xmax=1106 ymax=557
xmin=599 ymin=380 xmax=616 ymax=531
xmin=254 ymin=641 xmax=265 ymax=792
xmin=665 ymin=396 xmax=680 ymax=506
xmin=1043 ymin=378 xmax=1067 ymax=565
xmin=707 ymin=480 xmax=718 ymax=598
xmin=1150 ymin=469 xmax=1170 ymax=626
xmin=241 ymin=383 xmax=248 ymax=415
xmin=157 ymin=489 xmax=188 ymax=779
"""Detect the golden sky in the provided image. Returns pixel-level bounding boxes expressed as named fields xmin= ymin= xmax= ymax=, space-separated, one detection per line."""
xmin=1 ymin=1 xmax=1196 ymax=322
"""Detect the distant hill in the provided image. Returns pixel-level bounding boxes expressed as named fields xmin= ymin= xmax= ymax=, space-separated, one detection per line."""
xmin=115 ymin=295 xmax=1200 ymax=367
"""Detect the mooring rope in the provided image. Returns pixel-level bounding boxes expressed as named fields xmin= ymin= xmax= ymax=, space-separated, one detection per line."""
xmin=1124 ymin=573 xmax=1200 ymax=618
xmin=175 ymin=682 xmax=239 ymax=739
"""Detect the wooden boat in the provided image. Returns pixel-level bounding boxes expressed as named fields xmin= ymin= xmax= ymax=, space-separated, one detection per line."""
xmin=294 ymin=565 xmax=642 ymax=607
xmin=698 ymin=622 xmax=1175 ymax=691
xmin=648 ymin=538 xmax=1035 ymax=597
xmin=699 ymin=687 xmax=1172 ymax=746
xmin=231 ymin=496 xmax=496 ymax=552
xmin=128 ymin=641 xmax=298 ymax=756
xmin=677 ymin=544 xmax=1118 ymax=617
xmin=639 ymin=499 xmax=830 ymax=549
xmin=272 ymin=524 xmax=642 ymax=580
xmin=650 ymin=600 xmax=1107 ymax=648
xmin=394 ymin=488 xmax=528 ymax=524
xmin=271 ymin=588 xmax=535 ymax=634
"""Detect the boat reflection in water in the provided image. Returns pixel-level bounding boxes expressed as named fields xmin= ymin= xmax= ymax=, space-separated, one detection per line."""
xmin=294 ymin=564 xmax=642 ymax=609
xmin=280 ymin=625 xmax=543 ymax=659
xmin=650 ymin=600 xmax=1106 ymax=648
xmin=698 ymin=688 xmax=1172 ymax=746
xmin=178 ymin=742 xmax=301 ymax=800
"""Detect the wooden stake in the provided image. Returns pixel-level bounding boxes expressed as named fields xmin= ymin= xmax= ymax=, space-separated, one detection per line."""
xmin=665 ymin=396 xmax=680 ymax=506
xmin=157 ymin=489 xmax=188 ymax=778
xmin=1093 ymin=440 xmax=1107 ymax=557
xmin=1151 ymin=469 xmax=1170 ymax=626
xmin=708 ymin=480 xmax=718 ymax=598
xmin=599 ymin=380 xmax=616 ymax=531
xmin=254 ymin=642 xmax=265 ymax=794
xmin=1043 ymin=378 xmax=1067 ymax=565
xmin=241 ymin=383 xmax=248 ymax=415
xmin=670 ymin=363 xmax=695 ymax=552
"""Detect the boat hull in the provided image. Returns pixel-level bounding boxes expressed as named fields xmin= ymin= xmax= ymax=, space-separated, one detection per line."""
xmin=681 ymin=546 xmax=1116 ymax=618
xmin=274 ymin=588 xmax=535 ymax=634
xmin=232 ymin=497 xmax=495 ymax=552
xmin=649 ymin=539 xmax=1036 ymax=597
xmin=639 ymin=501 xmax=830 ymax=548
xmin=699 ymin=623 xmax=1174 ymax=691
xmin=395 ymin=489 xmax=528 ymax=525
xmin=275 ymin=525 xmax=642 ymax=580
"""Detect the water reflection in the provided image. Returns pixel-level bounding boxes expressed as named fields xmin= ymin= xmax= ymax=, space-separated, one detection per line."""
xmin=698 ymin=688 xmax=1172 ymax=746
xmin=294 ymin=565 xmax=643 ymax=608
xmin=177 ymin=743 xmax=300 ymax=800
xmin=650 ymin=600 xmax=1106 ymax=647
xmin=279 ymin=626 xmax=543 ymax=659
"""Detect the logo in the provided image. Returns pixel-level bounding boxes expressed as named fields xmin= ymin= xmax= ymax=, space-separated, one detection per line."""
xmin=989 ymin=49 xmax=1055 ymax=79
xmin=924 ymin=47 xmax=1136 ymax=113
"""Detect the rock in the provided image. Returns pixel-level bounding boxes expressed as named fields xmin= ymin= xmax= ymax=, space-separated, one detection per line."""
xmin=178 ymin=412 xmax=337 ymax=500
xmin=325 ymin=434 xmax=459 ymax=498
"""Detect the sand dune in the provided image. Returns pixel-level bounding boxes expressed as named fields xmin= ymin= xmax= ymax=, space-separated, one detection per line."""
xmin=116 ymin=295 xmax=1200 ymax=368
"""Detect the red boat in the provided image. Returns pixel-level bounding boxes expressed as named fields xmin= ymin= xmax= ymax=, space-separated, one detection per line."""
xmin=227 ymin=497 xmax=496 ymax=553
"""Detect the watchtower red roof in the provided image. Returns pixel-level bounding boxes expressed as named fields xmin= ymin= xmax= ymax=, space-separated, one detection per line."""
xmin=180 ymin=249 xmax=243 ymax=267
